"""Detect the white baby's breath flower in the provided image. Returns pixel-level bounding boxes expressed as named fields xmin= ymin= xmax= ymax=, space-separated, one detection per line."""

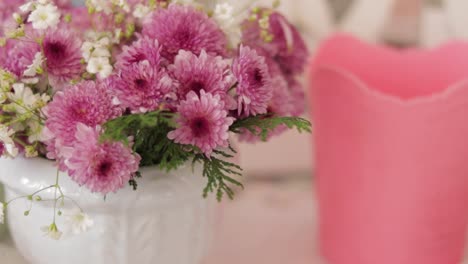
xmin=91 ymin=47 xmax=111 ymax=59
xmin=12 ymin=13 xmax=23 ymax=24
xmin=213 ymin=3 xmax=239 ymax=46
xmin=0 ymin=125 xmax=18 ymax=158
xmin=133 ymin=3 xmax=151 ymax=19
xmin=82 ymin=37 xmax=111 ymax=62
xmin=87 ymin=0 xmax=112 ymax=14
xmin=28 ymin=3 xmax=61 ymax=30
xmin=87 ymin=57 xmax=113 ymax=79
xmin=19 ymin=1 xmax=34 ymax=13
xmin=112 ymin=29 xmax=123 ymax=44
xmin=64 ymin=209 xmax=94 ymax=235
xmin=24 ymin=52 xmax=44 ymax=77
xmin=81 ymin=42 xmax=94 ymax=62
xmin=27 ymin=118 xmax=46 ymax=142
xmin=41 ymin=223 xmax=62 ymax=240
xmin=210 ymin=0 xmax=259 ymax=47
xmin=214 ymin=3 xmax=235 ymax=22
xmin=112 ymin=0 xmax=130 ymax=12
xmin=21 ymin=77 xmax=40 ymax=84
xmin=0 ymin=203 xmax=4 ymax=224
xmin=7 ymin=83 xmax=41 ymax=114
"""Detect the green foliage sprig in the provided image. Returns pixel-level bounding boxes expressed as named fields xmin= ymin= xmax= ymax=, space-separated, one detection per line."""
xmin=230 ymin=115 xmax=312 ymax=141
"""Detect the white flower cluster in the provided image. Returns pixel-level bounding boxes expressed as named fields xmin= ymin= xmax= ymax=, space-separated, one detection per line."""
xmin=86 ymin=0 xmax=130 ymax=15
xmin=0 ymin=124 xmax=18 ymax=158
xmin=23 ymin=52 xmax=45 ymax=84
xmin=82 ymin=37 xmax=113 ymax=79
xmin=21 ymin=0 xmax=61 ymax=30
xmin=41 ymin=209 xmax=94 ymax=240
xmin=0 ymin=68 xmax=50 ymax=158
xmin=199 ymin=0 xmax=260 ymax=47
xmin=133 ymin=3 xmax=152 ymax=19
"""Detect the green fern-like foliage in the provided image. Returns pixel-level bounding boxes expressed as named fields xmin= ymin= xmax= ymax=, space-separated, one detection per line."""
xmin=101 ymin=111 xmax=191 ymax=171
xmin=230 ymin=115 xmax=312 ymax=141
xmin=193 ymin=150 xmax=244 ymax=201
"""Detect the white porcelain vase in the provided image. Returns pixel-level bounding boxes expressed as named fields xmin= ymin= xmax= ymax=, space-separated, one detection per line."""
xmin=0 ymin=158 xmax=215 ymax=264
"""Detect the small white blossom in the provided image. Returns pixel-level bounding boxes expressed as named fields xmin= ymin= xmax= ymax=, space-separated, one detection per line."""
xmin=12 ymin=13 xmax=23 ymax=24
xmin=0 ymin=203 xmax=5 ymax=224
xmin=112 ymin=29 xmax=122 ymax=44
xmin=24 ymin=52 xmax=44 ymax=77
xmin=7 ymin=83 xmax=41 ymax=114
xmin=87 ymin=57 xmax=113 ymax=79
xmin=64 ymin=209 xmax=94 ymax=235
xmin=87 ymin=0 xmax=112 ymax=14
xmin=81 ymin=37 xmax=111 ymax=62
xmin=21 ymin=77 xmax=40 ymax=84
xmin=133 ymin=3 xmax=151 ymax=19
xmin=28 ymin=3 xmax=61 ymax=30
xmin=19 ymin=2 xmax=34 ymax=13
xmin=0 ymin=125 xmax=18 ymax=158
xmin=41 ymin=223 xmax=63 ymax=240
xmin=113 ymin=0 xmax=130 ymax=12
xmin=214 ymin=3 xmax=235 ymax=22
xmin=27 ymin=117 xmax=47 ymax=143
xmin=81 ymin=42 xmax=94 ymax=62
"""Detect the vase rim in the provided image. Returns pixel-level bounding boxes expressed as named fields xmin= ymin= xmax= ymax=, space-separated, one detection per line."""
xmin=311 ymin=33 xmax=468 ymax=105
xmin=0 ymin=157 xmax=207 ymax=212
xmin=311 ymin=65 xmax=468 ymax=107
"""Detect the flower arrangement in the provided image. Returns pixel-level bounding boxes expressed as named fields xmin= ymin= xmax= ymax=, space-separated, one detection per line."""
xmin=0 ymin=0 xmax=310 ymax=239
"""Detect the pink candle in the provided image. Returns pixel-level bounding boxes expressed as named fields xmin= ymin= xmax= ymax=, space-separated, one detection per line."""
xmin=310 ymin=34 xmax=468 ymax=264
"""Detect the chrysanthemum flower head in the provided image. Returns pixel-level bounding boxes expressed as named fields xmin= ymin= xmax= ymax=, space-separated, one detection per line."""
xmin=168 ymin=90 xmax=234 ymax=156
xmin=112 ymin=60 xmax=173 ymax=113
xmin=66 ymin=123 xmax=141 ymax=194
xmin=142 ymin=4 xmax=227 ymax=62
xmin=44 ymin=80 xmax=122 ymax=159
xmin=43 ymin=28 xmax=83 ymax=89
xmin=115 ymin=36 xmax=162 ymax=69
xmin=242 ymin=9 xmax=309 ymax=75
xmin=2 ymin=40 xmax=41 ymax=78
xmin=170 ymin=50 xmax=235 ymax=108
xmin=232 ymin=45 xmax=272 ymax=117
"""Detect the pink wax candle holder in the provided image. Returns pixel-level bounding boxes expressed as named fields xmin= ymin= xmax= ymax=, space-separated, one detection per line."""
xmin=310 ymin=34 xmax=468 ymax=264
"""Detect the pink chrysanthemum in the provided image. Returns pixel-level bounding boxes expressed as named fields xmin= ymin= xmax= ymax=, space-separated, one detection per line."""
xmin=44 ymin=81 xmax=122 ymax=159
xmin=2 ymin=39 xmax=41 ymax=78
xmin=0 ymin=142 xmax=4 ymax=157
xmin=232 ymin=46 xmax=272 ymax=117
xmin=238 ymin=75 xmax=294 ymax=143
xmin=43 ymin=29 xmax=83 ymax=89
xmin=169 ymin=50 xmax=235 ymax=108
xmin=142 ymin=4 xmax=227 ymax=62
xmin=112 ymin=60 xmax=173 ymax=113
xmin=0 ymin=0 xmax=20 ymax=25
xmin=168 ymin=90 xmax=234 ymax=156
xmin=242 ymin=10 xmax=309 ymax=75
xmin=66 ymin=124 xmax=141 ymax=194
xmin=115 ymin=36 xmax=162 ymax=69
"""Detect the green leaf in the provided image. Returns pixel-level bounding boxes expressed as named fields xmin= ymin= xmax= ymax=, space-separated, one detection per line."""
xmin=101 ymin=111 xmax=170 ymax=144
xmin=101 ymin=111 xmax=191 ymax=170
xmin=230 ymin=115 xmax=312 ymax=141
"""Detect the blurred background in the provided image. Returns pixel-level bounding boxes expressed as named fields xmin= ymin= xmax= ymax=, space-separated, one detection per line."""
xmin=5 ymin=0 xmax=468 ymax=263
